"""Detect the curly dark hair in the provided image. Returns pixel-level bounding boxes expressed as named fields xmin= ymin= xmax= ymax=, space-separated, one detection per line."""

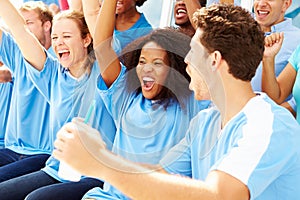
xmin=136 ymin=0 xmax=147 ymax=7
xmin=193 ymin=4 xmax=265 ymax=81
xmin=119 ymin=28 xmax=192 ymax=110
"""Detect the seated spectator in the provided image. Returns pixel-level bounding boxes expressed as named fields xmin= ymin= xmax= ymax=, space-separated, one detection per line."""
xmin=54 ymin=3 xmax=300 ymax=200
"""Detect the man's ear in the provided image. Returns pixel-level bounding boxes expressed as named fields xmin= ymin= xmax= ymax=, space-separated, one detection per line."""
xmin=43 ymin=21 xmax=52 ymax=33
xmin=211 ymin=50 xmax=222 ymax=71
xmin=282 ymin=0 xmax=292 ymax=13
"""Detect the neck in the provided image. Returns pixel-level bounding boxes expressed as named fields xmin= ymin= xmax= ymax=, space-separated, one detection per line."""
xmin=219 ymin=79 xmax=256 ymax=127
xmin=116 ymin=9 xmax=140 ymax=30
xmin=260 ymin=18 xmax=285 ymax=33
xmin=178 ymin=24 xmax=195 ymax=37
xmin=68 ymin=56 xmax=90 ymax=78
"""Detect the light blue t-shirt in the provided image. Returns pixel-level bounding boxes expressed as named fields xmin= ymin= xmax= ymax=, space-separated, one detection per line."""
xmin=161 ymin=93 xmax=300 ymax=200
xmin=83 ymin=65 xmax=211 ymax=199
xmin=289 ymin=44 xmax=300 ymax=124
xmin=0 ymin=81 xmax=12 ymax=147
xmin=113 ymin=13 xmax=152 ymax=55
xmin=0 ymin=31 xmax=52 ymax=155
xmin=251 ymin=18 xmax=300 ymax=97
xmin=24 ymin=54 xmax=116 ymax=181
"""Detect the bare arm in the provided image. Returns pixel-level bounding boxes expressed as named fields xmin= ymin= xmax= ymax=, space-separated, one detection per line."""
xmin=262 ymin=32 xmax=296 ymax=104
xmin=69 ymin=0 xmax=100 ymax=36
xmin=184 ymin=0 xmax=202 ymax=29
xmin=53 ymin=118 xmax=249 ymax=200
xmin=68 ymin=0 xmax=82 ymax=11
xmin=82 ymin=0 xmax=101 ymax=37
xmin=0 ymin=0 xmax=46 ymax=71
xmin=281 ymin=101 xmax=297 ymax=118
xmin=93 ymin=0 xmax=120 ymax=87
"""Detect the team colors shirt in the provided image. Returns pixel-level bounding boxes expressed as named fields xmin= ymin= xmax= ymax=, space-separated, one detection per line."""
xmin=161 ymin=93 xmax=300 ymax=200
xmin=0 ymin=32 xmax=52 ymax=154
xmin=83 ymin=64 xmax=211 ymax=199
xmin=252 ymin=18 xmax=300 ymax=98
xmin=113 ymin=13 xmax=152 ymax=55
xmin=0 ymin=82 xmax=12 ymax=146
xmin=25 ymin=54 xmax=116 ymax=181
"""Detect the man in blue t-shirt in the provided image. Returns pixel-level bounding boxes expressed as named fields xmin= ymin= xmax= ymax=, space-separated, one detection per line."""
xmin=251 ymin=0 xmax=300 ymax=108
xmin=0 ymin=1 xmax=55 ymax=182
xmin=53 ymin=4 xmax=300 ymax=200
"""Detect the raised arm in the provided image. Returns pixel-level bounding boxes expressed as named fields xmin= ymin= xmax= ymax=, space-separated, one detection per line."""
xmin=0 ymin=0 xmax=46 ymax=71
xmin=261 ymin=32 xmax=296 ymax=104
xmin=94 ymin=0 xmax=121 ymax=87
xmin=68 ymin=0 xmax=102 ymax=27
xmin=184 ymin=0 xmax=202 ymax=29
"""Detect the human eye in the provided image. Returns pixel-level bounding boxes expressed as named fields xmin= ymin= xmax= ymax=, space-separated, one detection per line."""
xmin=138 ymin=58 xmax=146 ymax=65
xmin=26 ymin=21 xmax=34 ymax=25
xmin=153 ymin=60 xmax=165 ymax=67
xmin=51 ymin=36 xmax=58 ymax=41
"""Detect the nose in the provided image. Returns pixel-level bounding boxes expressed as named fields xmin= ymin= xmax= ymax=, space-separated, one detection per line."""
xmin=54 ymin=36 xmax=64 ymax=45
xmin=255 ymin=0 xmax=268 ymax=6
xmin=142 ymin=63 xmax=154 ymax=72
xmin=185 ymin=50 xmax=192 ymax=64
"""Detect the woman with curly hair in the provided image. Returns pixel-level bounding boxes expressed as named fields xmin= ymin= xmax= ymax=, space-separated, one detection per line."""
xmin=73 ymin=0 xmax=211 ymax=199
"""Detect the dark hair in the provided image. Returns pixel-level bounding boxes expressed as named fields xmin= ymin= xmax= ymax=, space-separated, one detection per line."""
xmin=193 ymin=4 xmax=265 ymax=81
xmin=120 ymin=28 xmax=192 ymax=110
xmin=136 ymin=0 xmax=147 ymax=7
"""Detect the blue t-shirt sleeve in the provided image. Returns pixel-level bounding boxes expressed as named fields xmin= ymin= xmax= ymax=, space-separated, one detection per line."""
xmin=97 ymin=64 xmax=132 ymax=121
xmin=214 ymin=112 xmax=299 ymax=199
xmin=0 ymin=32 xmax=23 ymax=73
xmin=24 ymin=51 xmax=59 ymax=101
xmin=289 ymin=44 xmax=300 ymax=71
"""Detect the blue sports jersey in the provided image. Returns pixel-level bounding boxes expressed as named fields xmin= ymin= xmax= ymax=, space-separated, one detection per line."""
xmin=24 ymin=54 xmax=116 ymax=181
xmin=0 ymin=82 xmax=12 ymax=147
xmin=251 ymin=18 xmax=300 ymax=99
xmin=160 ymin=93 xmax=300 ymax=200
xmin=0 ymin=31 xmax=52 ymax=154
xmin=113 ymin=13 xmax=152 ymax=55
xmin=83 ymin=64 xmax=211 ymax=199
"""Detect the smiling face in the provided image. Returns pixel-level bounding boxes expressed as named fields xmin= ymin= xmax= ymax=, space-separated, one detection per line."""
xmin=116 ymin=0 xmax=136 ymax=14
xmin=136 ymin=41 xmax=170 ymax=100
xmin=185 ymin=29 xmax=211 ymax=101
xmin=51 ymin=18 xmax=90 ymax=70
xmin=174 ymin=0 xmax=190 ymax=26
xmin=254 ymin=0 xmax=290 ymax=32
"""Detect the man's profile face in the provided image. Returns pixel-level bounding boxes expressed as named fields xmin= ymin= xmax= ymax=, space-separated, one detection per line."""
xmin=185 ymin=29 xmax=211 ymax=100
